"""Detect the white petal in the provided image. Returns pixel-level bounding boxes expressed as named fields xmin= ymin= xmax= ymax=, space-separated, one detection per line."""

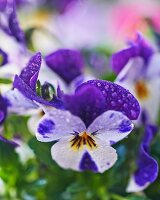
xmin=51 ymin=137 xmax=85 ymax=171
xmin=5 ymin=89 xmax=38 ymax=114
xmin=116 ymin=57 xmax=144 ymax=83
xmin=138 ymin=78 xmax=160 ymax=123
xmin=51 ymin=137 xmax=117 ymax=173
xmin=126 ymin=175 xmax=149 ymax=193
xmin=147 ymin=53 xmax=160 ymax=78
xmin=87 ymin=110 xmax=134 ymax=144
xmin=89 ymin=141 xmax=117 ymax=173
xmin=15 ymin=140 xmax=35 ymax=164
xmin=28 ymin=110 xmax=43 ymax=135
xmin=36 ymin=109 xmax=86 ymax=142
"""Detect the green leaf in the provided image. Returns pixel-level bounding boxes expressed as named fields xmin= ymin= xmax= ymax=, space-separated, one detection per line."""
xmin=28 ymin=137 xmax=53 ymax=165
xmin=0 ymin=140 xmax=19 ymax=167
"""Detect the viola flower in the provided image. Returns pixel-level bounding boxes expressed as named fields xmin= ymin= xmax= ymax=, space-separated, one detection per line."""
xmin=0 ymin=0 xmax=25 ymax=44
xmin=36 ymin=80 xmax=140 ymax=172
xmin=111 ymin=34 xmax=160 ymax=124
xmin=127 ymin=125 xmax=158 ymax=192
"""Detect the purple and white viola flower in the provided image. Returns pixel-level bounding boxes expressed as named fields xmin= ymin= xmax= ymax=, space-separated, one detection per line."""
xmin=36 ymin=80 xmax=140 ymax=172
xmin=127 ymin=125 xmax=158 ymax=192
xmin=45 ymin=49 xmax=94 ymax=93
xmin=111 ymin=33 xmax=160 ymax=124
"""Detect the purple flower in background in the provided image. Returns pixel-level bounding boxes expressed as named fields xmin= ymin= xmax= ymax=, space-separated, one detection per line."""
xmin=36 ymin=80 xmax=140 ymax=172
xmin=112 ymin=34 xmax=160 ymax=124
xmin=45 ymin=49 xmax=84 ymax=84
xmin=51 ymin=0 xmax=76 ymax=13
xmin=127 ymin=125 xmax=158 ymax=192
xmin=0 ymin=0 xmax=25 ymax=44
xmin=111 ymin=33 xmax=154 ymax=74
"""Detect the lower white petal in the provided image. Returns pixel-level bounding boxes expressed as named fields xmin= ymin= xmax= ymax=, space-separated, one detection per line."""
xmin=51 ymin=137 xmax=117 ymax=173
xmin=51 ymin=137 xmax=85 ymax=171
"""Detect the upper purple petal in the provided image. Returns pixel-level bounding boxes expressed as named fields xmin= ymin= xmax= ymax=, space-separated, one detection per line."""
xmin=111 ymin=33 xmax=154 ymax=74
xmin=63 ymin=85 xmax=106 ymax=127
xmin=20 ymin=52 xmax=41 ymax=91
xmin=0 ymin=48 xmax=8 ymax=66
xmin=134 ymin=125 xmax=159 ymax=186
xmin=45 ymin=49 xmax=84 ymax=84
xmin=77 ymin=80 xmax=140 ymax=120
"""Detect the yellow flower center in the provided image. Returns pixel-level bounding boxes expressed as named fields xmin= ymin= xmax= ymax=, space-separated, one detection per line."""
xmin=70 ymin=131 xmax=97 ymax=151
xmin=135 ymin=80 xmax=149 ymax=100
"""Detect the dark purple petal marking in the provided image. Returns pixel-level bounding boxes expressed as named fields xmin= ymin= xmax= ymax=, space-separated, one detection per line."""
xmin=110 ymin=141 xmax=116 ymax=145
xmin=134 ymin=125 xmax=159 ymax=186
xmin=45 ymin=49 xmax=84 ymax=84
xmin=38 ymin=119 xmax=55 ymax=137
xmin=119 ymin=119 xmax=133 ymax=133
xmin=79 ymin=151 xmax=98 ymax=172
xmin=111 ymin=33 xmax=154 ymax=74
xmin=20 ymin=52 xmax=41 ymax=91
xmin=77 ymin=80 xmax=140 ymax=120
xmin=63 ymin=85 xmax=106 ymax=127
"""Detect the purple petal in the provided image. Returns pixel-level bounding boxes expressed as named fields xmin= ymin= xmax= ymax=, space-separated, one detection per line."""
xmin=0 ymin=95 xmax=7 ymax=125
xmin=134 ymin=125 xmax=158 ymax=187
xmin=77 ymin=80 xmax=140 ymax=121
xmin=0 ymin=48 xmax=8 ymax=66
xmin=45 ymin=49 xmax=84 ymax=84
xmin=79 ymin=151 xmax=98 ymax=172
xmin=20 ymin=53 xmax=41 ymax=91
xmin=0 ymin=0 xmax=6 ymax=11
xmin=13 ymin=75 xmax=60 ymax=107
xmin=8 ymin=1 xmax=25 ymax=43
xmin=111 ymin=33 xmax=154 ymax=74
xmin=0 ymin=135 xmax=18 ymax=147
xmin=63 ymin=85 xmax=106 ymax=127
